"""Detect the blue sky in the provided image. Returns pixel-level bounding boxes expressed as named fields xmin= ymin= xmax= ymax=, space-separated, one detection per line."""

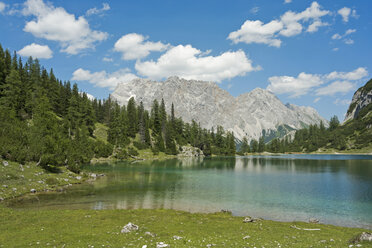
xmin=0 ymin=0 xmax=371 ymax=121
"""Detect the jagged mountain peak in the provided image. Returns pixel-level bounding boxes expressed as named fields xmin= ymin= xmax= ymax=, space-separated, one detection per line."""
xmin=111 ymin=77 xmax=327 ymax=141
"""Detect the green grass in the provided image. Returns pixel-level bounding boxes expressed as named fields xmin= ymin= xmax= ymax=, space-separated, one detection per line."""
xmin=137 ymin=149 xmax=176 ymax=160
xmin=0 ymin=207 xmax=371 ymax=247
xmin=0 ymin=159 xmax=84 ymax=200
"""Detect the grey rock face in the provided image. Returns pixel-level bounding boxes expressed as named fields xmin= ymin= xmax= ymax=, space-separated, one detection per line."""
xmin=344 ymin=86 xmax=372 ymax=122
xmin=177 ymin=146 xmax=204 ymax=157
xmin=111 ymin=76 xmax=328 ymax=141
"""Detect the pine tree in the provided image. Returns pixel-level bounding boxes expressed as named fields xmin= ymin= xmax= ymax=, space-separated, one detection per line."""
xmin=127 ymin=97 xmax=137 ymax=137
xmin=258 ymin=136 xmax=265 ymax=152
xmin=239 ymin=137 xmax=250 ymax=154
xmin=151 ymin=99 xmax=161 ymax=134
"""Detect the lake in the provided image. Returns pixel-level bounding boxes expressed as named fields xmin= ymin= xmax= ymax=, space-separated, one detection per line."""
xmin=9 ymin=154 xmax=372 ymax=229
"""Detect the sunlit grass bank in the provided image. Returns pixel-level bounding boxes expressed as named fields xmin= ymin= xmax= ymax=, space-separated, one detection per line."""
xmin=0 ymin=207 xmax=371 ymax=247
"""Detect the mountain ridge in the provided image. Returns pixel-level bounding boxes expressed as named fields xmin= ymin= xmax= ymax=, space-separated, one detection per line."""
xmin=111 ymin=76 xmax=328 ymax=141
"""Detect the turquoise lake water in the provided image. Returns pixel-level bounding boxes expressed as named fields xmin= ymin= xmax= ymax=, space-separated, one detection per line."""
xmin=10 ymin=154 xmax=372 ymax=229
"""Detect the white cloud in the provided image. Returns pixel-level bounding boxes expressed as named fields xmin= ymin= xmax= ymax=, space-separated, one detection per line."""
xmin=351 ymin=9 xmax=358 ymax=19
xmin=316 ymin=81 xmax=354 ymax=96
xmin=0 ymin=2 xmax=7 ymax=13
xmin=72 ymin=68 xmax=138 ymax=90
xmin=338 ymin=7 xmax=351 ymax=22
xmin=284 ymin=0 xmax=292 ymax=4
xmin=267 ymin=72 xmax=323 ymax=97
xmin=86 ymin=3 xmax=110 ymax=16
xmin=22 ymin=0 xmax=108 ymax=55
xmin=332 ymin=29 xmax=356 ymax=45
xmin=313 ymin=97 xmax=320 ymax=103
xmin=114 ymin=33 xmax=169 ymax=60
xmin=228 ymin=2 xmax=329 ymax=47
xmin=135 ymin=44 xmax=261 ymax=82
xmin=228 ymin=20 xmax=283 ymax=47
xmin=102 ymin=57 xmax=113 ymax=62
xmin=332 ymin=33 xmax=342 ymax=40
xmin=267 ymin=67 xmax=368 ymax=97
xmin=18 ymin=43 xmax=53 ymax=59
xmin=250 ymin=7 xmax=259 ymax=14
xmin=332 ymin=29 xmax=356 ymax=40
xmin=345 ymin=29 xmax=356 ymax=35
xmin=344 ymin=39 xmax=354 ymax=45
xmin=326 ymin=67 xmax=368 ymax=81
xmin=307 ymin=20 xmax=328 ymax=33
xmin=332 ymin=47 xmax=339 ymax=52
xmin=334 ymin=98 xmax=351 ymax=106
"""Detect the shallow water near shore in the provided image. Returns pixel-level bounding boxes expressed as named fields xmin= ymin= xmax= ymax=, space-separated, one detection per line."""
xmin=8 ymin=154 xmax=372 ymax=229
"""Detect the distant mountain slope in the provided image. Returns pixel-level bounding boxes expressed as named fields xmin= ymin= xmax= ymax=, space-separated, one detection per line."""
xmin=111 ymin=76 xmax=328 ymax=141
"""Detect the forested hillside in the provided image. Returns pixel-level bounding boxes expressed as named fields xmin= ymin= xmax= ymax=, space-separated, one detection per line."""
xmin=0 ymin=44 xmax=236 ymax=173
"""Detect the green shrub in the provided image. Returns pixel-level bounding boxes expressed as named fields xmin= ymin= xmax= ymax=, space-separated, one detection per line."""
xmin=45 ymin=177 xmax=59 ymax=185
xmin=128 ymin=147 xmax=139 ymax=157
xmin=114 ymin=148 xmax=128 ymax=160
xmin=133 ymin=141 xmax=148 ymax=150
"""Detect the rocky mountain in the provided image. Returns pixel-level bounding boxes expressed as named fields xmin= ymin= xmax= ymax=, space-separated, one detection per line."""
xmin=110 ymin=76 xmax=328 ymax=141
xmin=344 ymin=78 xmax=372 ymax=122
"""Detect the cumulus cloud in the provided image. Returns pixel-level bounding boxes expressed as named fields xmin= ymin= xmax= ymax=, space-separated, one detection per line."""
xmin=326 ymin=67 xmax=368 ymax=81
xmin=228 ymin=20 xmax=283 ymax=47
xmin=18 ymin=43 xmax=53 ymax=59
xmin=72 ymin=68 xmax=138 ymax=90
xmin=344 ymin=39 xmax=354 ymax=45
xmin=332 ymin=33 xmax=342 ymax=40
xmin=345 ymin=29 xmax=356 ymax=35
xmin=307 ymin=20 xmax=329 ymax=32
xmin=228 ymin=2 xmax=329 ymax=47
xmin=114 ymin=33 xmax=169 ymax=60
xmin=332 ymin=29 xmax=357 ymax=45
xmin=267 ymin=73 xmax=323 ymax=97
xmin=22 ymin=0 xmax=108 ymax=55
xmin=334 ymin=98 xmax=351 ymax=106
xmin=316 ymin=81 xmax=354 ymax=96
xmin=135 ymin=44 xmax=261 ymax=82
xmin=284 ymin=0 xmax=292 ymax=4
xmin=102 ymin=57 xmax=113 ymax=62
xmin=86 ymin=3 xmax=110 ymax=16
xmin=250 ymin=7 xmax=259 ymax=14
xmin=338 ymin=7 xmax=351 ymax=22
xmin=0 ymin=2 xmax=7 ymax=13
xmin=267 ymin=67 xmax=368 ymax=97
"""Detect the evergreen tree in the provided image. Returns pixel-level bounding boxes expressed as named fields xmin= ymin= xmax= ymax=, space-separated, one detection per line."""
xmin=127 ymin=97 xmax=137 ymax=137
xmin=239 ymin=137 xmax=250 ymax=154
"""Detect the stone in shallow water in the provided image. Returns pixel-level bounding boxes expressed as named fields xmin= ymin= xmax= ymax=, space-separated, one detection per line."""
xmin=121 ymin=222 xmax=139 ymax=233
